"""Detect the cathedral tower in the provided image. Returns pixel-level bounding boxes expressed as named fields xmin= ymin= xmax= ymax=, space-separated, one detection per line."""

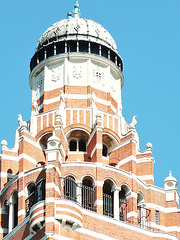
xmin=0 ymin=1 xmax=180 ymax=239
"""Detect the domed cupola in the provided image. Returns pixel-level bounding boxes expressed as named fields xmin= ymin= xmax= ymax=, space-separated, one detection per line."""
xmin=30 ymin=0 xmax=123 ymax=73
xmin=164 ymin=171 xmax=178 ymax=190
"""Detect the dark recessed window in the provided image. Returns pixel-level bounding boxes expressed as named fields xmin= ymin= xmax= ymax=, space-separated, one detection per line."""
xmin=79 ymin=140 xmax=86 ymax=152
xmin=70 ymin=140 xmax=77 ymax=151
xmin=102 ymin=144 xmax=108 ymax=157
xmin=67 ymin=41 xmax=77 ymax=52
xmin=91 ymin=42 xmax=99 ymax=55
xmin=79 ymin=41 xmax=88 ymax=53
xmin=56 ymin=42 xmax=65 ymax=54
xmin=101 ymin=46 xmax=108 ymax=59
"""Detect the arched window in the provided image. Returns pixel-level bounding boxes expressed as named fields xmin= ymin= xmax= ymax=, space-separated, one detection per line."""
xmin=25 ymin=179 xmax=45 ymax=216
xmin=81 ymin=177 xmax=95 ymax=211
xmin=137 ymin=193 xmax=151 ymax=229
xmin=102 ymin=144 xmax=108 ymax=157
xmin=26 ymin=182 xmax=36 ymax=216
xmin=119 ymin=188 xmax=127 ymax=221
xmin=2 ymin=199 xmax=9 ymax=237
xmin=103 ymin=180 xmax=114 ymax=217
xmin=12 ymin=191 xmax=18 ymax=229
xmin=63 ymin=176 xmax=77 ymax=202
xmin=36 ymin=179 xmax=45 ymax=202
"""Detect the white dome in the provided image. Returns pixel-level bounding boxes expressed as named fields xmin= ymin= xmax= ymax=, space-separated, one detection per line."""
xmin=37 ymin=18 xmax=118 ymax=52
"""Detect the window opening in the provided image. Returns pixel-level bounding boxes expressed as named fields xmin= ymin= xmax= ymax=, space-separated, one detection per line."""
xmin=82 ymin=179 xmax=95 ymax=211
xmin=70 ymin=140 xmax=77 ymax=151
xmin=79 ymin=41 xmax=88 ymax=53
xmin=64 ymin=177 xmax=77 ymax=202
xmin=102 ymin=145 xmax=108 ymax=157
xmin=91 ymin=42 xmax=99 ymax=55
xmin=119 ymin=189 xmax=127 ymax=221
xmin=79 ymin=140 xmax=86 ymax=152
xmin=156 ymin=210 xmax=159 ymax=225
xmin=25 ymin=179 xmax=45 ymax=216
xmin=103 ymin=181 xmax=114 ymax=217
xmin=12 ymin=192 xmax=18 ymax=229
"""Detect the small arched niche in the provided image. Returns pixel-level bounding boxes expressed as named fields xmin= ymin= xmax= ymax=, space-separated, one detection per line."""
xmin=67 ymin=129 xmax=89 ymax=153
xmin=39 ymin=132 xmax=53 ymax=150
xmin=102 ymin=133 xmax=118 ymax=158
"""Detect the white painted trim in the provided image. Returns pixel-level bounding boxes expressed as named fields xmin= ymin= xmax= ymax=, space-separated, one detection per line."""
xmin=81 ymin=210 xmax=179 ymax=240
xmin=0 ymin=154 xmax=19 ymax=162
xmin=18 ymin=209 xmax=26 ymax=217
xmin=94 ymin=200 xmax=103 ymax=206
xmin=30 ymin=216 xmax=45 ymax=230
xmin=138 ymin=175 xmax=154 ymax=181
xmin=127 ymin=211 xmax=138 ymax=218
xmin=90 ymin=144 xmax=102 ymax=158
xmin=56 ymin=199 xmax=82 ymax=212
xmin=56 ymin=214 xmax=82 ymax=226
xmin=44 ymin=96 xmax=59 ymax=105
xmin=19 ymin=153 xmax=37 ymax=165
xmin=31 ymin=209 xmax=45 ymax=220
xmin=56 ymin=207 xmax=82 ymax=219
xmin=146 ymin=203 xmax=178 ymax=213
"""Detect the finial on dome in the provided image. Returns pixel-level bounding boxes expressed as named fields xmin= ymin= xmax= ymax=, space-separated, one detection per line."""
xmin=73 ymin=0 xmax=80 ymax=18
xmin=169 ymin=170 xmax=172 ymax=177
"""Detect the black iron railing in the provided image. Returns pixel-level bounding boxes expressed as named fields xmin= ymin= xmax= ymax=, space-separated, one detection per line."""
xmin=103 ymin=193 xmax=114 ymax=218
xmin=63 ymin=177 xmax=95 ymax=211
xmin=25 ymin=179 xmax=45 ymax=216
xmin=137 ymin=206 xmax=151 ymax=230
xmin=119 ymin=200 xmax=128 ymax=221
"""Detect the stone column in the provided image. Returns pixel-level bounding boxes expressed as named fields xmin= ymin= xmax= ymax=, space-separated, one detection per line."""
xmin=76 ymin=180 xmax=82 ymax=206
xmin=113 ymin=187 xmax=120 ymax=220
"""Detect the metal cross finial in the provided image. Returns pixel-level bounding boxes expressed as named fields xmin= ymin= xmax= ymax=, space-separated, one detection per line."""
xmin=73 ymin=0 xmax=80 ymax=18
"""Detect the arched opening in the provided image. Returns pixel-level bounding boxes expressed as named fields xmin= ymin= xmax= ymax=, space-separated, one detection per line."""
xmin=36 ymin=178 xmax=45 ymax=202
xmin=63 ymin=176 xmax=77 ymax=202
xmin=67 ymin=129 xmax=89 ymax=153
xmin=39 ymin=132 xmax=53 ymax=150
xmin=25 ymin=179 xmax=45 ymax=216
xmin=12 ymin=191 xmax=18 ymax=229
xmin=2 ymin=199 xmax=9 ymax=237
xmin=137 ymin=193 xmax=151 ymax=229
xmin=119 ymin=187 xmax=128 ymax=221
xmin=103 ymin=180 xmax=114 ymax=217
xmin=81 ymin=177 xmax=95 ymax=211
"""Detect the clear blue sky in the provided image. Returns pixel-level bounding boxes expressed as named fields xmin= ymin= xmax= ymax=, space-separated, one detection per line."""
xmin=0 ymin=0 xmax=180 ymax=190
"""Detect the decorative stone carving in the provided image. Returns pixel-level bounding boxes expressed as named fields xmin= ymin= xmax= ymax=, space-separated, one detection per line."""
xmin=93 ymin=68 xmax=104 ymax=85
xmin=32 ymin=99 xmax=39 ymax=114
xmin=18 ymin=114 xmax=27 ymax=129
xmin=36 ymin=72 xmax=44 ymax=97
xmin=52 ymin=66 xmax=61 ymax=82
xmin=1 ymin=140 xmax=7 ymax=147
xmin=129 ymin=116 xmax=137 ymax=129
xmin=91 ymin=91 xmax=96 ymax=107
xmin=73 ymin=66 xmax=82 ymax=79
xmin=146 ymin=142 xmax=153 ymax=150
xmin=74 ymin=24 xmax=80 ymax=32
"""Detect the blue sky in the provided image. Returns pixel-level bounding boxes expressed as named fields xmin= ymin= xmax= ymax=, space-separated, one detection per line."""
xmin=0 ymin=0 xmax=180 ymax=190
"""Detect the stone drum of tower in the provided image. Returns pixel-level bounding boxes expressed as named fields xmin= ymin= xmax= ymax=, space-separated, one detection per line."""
xmin=29 ymin=5 xmax=124 ymax=117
